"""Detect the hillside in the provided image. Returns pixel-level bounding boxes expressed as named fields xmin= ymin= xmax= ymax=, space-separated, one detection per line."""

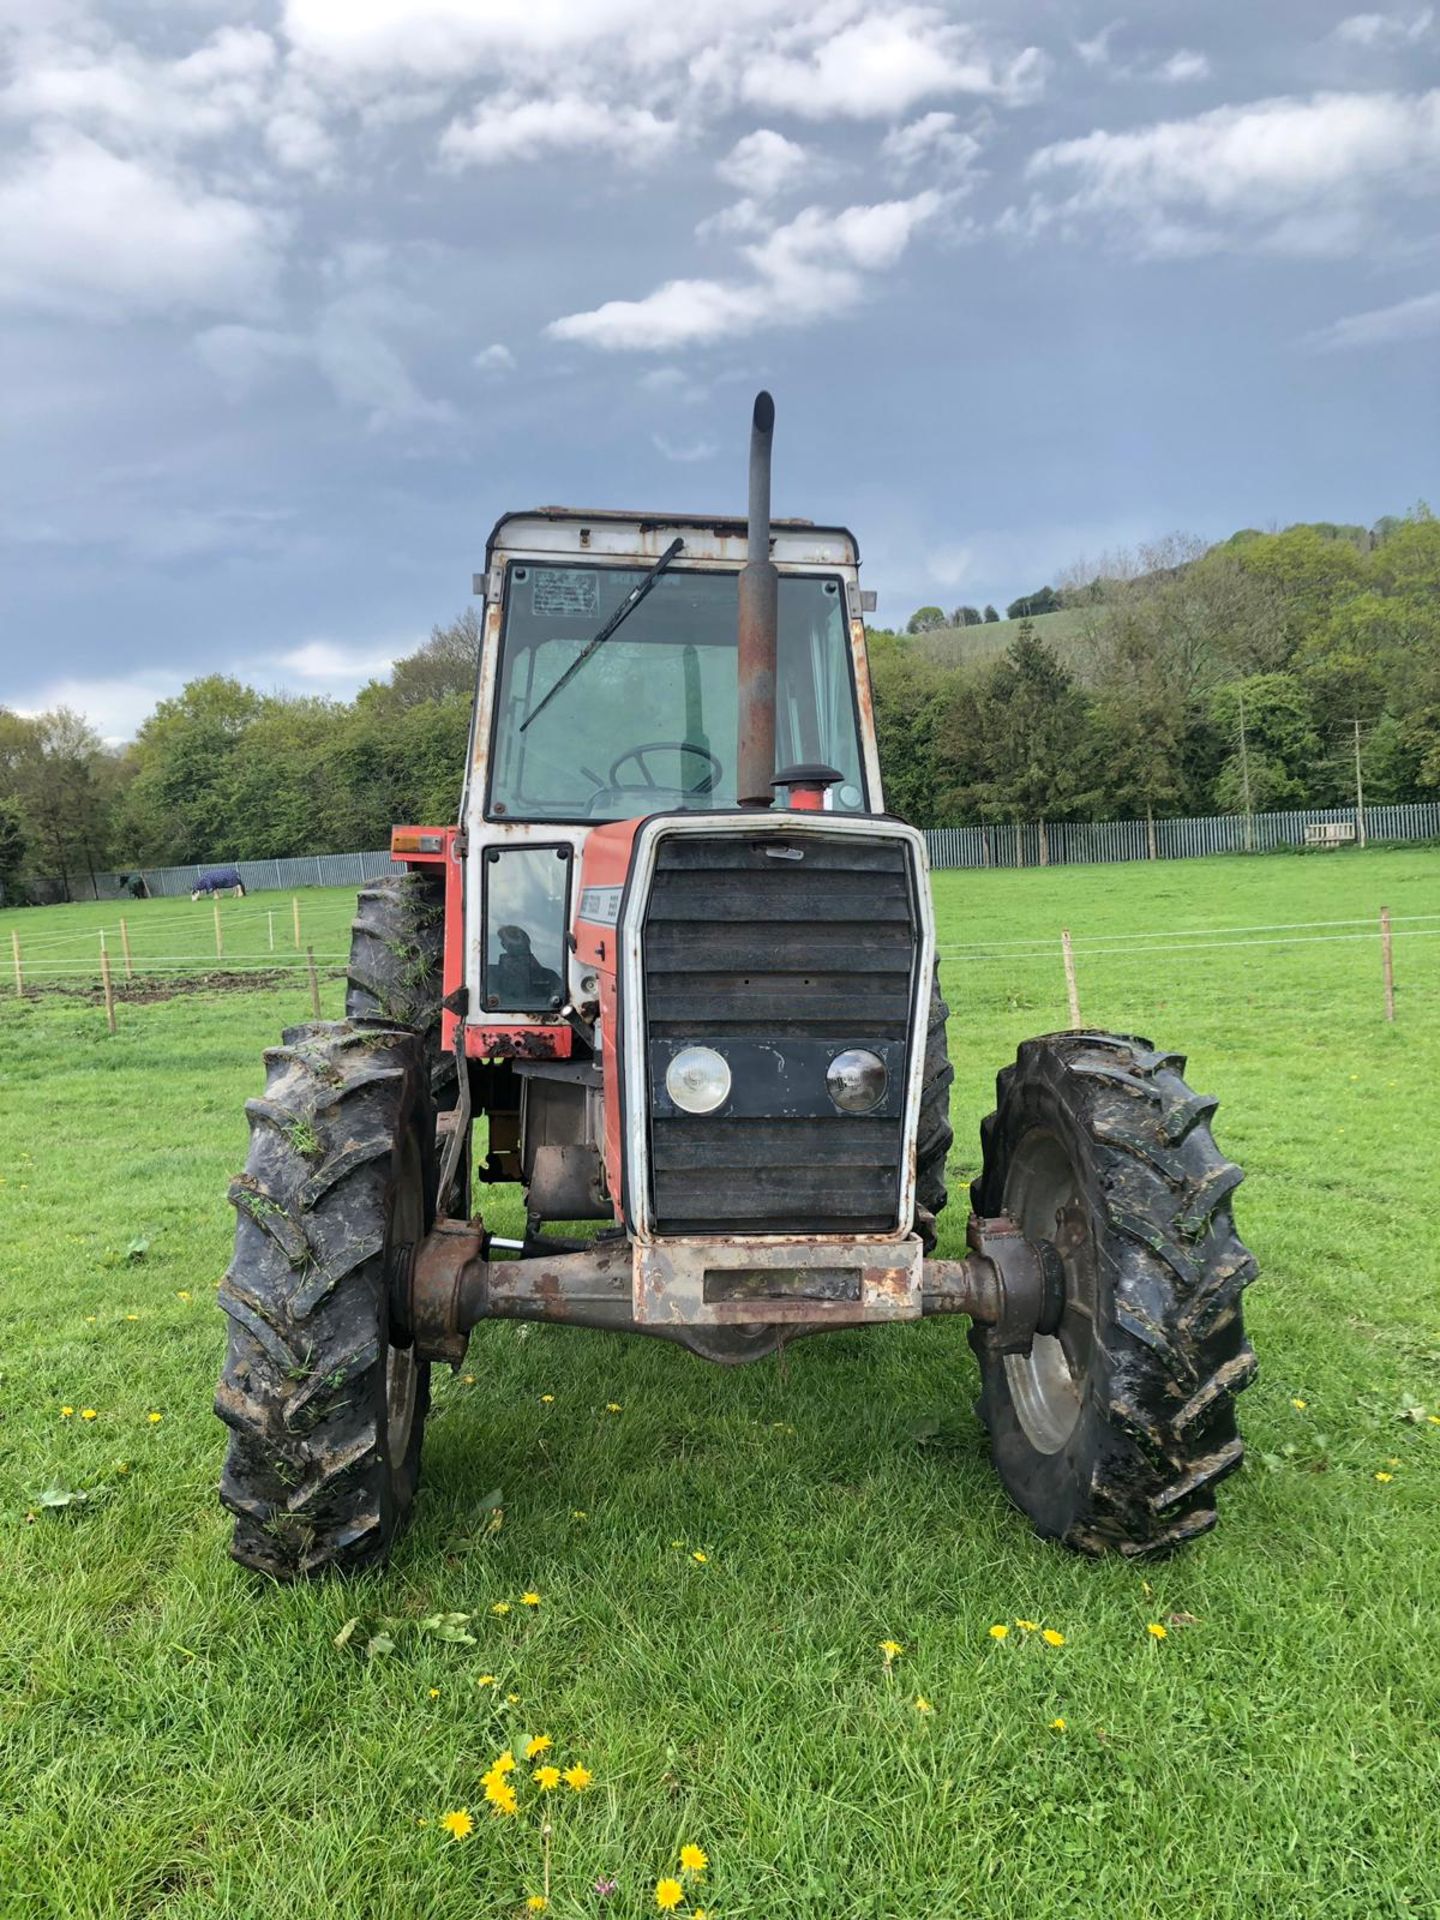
xmin=904 ymin=606 xmax=1097 ymax=676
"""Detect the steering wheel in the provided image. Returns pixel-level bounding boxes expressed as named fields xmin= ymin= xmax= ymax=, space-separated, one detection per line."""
xmin=607 ymin=741 xmax=723 ymax=795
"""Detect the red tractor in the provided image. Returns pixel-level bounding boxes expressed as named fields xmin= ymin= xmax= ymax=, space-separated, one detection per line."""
xmin=217 ymin=395 xmax=1256 ymax=1577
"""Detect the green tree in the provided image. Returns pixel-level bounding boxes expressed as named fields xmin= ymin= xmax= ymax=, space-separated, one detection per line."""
xmin=1005 ymin=585 xmax=1061 ymax=620
xmin=950 ymin=605 xmax=983 ymax=627
xmin=0 ymin=796 xmax=27 ymax=903
xmin=120 ymin=677 xmax=269 ymax=864
xmin=906 ymin=605 xmax=947 ymax=635
xmin=1209 ymin=674 xmax=1320 ymax=814
xmin=934 ymin=623 xmax=1097 ymax=827
xmin=982 ymin=604 xmax=999 ymax=622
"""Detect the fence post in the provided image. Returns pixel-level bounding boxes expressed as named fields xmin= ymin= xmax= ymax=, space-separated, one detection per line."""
xmin=306 ymin=944 xmax=322 ymax=1018
xmin=213 ymin=899 xmax=223 ymax=960
xmin=11 ymin=929 xmax=22 ymax=1000
xmin=1061 ymin=928 xmax=1082 ymax=1029
xmin=1380 ymin=907 xmax=1395 ymax=1023
xmin=268 ymin=909 xmax=275 ymax=952
xmin=292 ymin=896 xmax=301 ymax=949
xmin=100 ymin=932 xmax=117 ymax=1035
xmin=119 ymin=916 xmax=134 ymax=981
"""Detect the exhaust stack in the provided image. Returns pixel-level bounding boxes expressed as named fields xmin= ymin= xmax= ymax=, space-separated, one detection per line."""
xmin=737 ymin=390 xmax=778 ymax=809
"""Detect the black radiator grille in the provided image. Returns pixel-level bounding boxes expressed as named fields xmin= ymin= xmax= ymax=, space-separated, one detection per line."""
xmin=641 ymin=832 xmax=919 ymax=1234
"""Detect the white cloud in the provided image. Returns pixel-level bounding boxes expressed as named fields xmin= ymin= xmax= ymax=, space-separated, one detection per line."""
xmin=474 ymin=342 xmax=516 ymax=373
xmin=0 ymin=131 xmax=283 ymax=318
xmin=695 ymin=196 xmax=771 ymax=241
xmin=740 ymin=8 xmax=1047 ymax=119
xmin=637 ymin=365 xmax=709 ymax=403
xmin=1016 ymin=89 xmax=1440 ymax=257
xmin=548 ymin=190 xmax=943 ymax=351
xmin=1333 ymin=9 xmax=1434 ymax=47
xmin=1306 ymin=287 xmax=1440 ymax=348
xmin=440 ymin=91 xmax=678 ymax=166
xmin=278 ymin=639 xmax=401 ymax=682
xmin=1155 ymin=50 xmax=1210 ymax=84
xmin=716 ymin=128 xmax=812 ymax=198
xmin=652 ymin=432 xmax=719 ymax=462
xmin=880 ymin=110 xmax=982 ymax=178
xmin=1074 ymin=22 xmax=1122 ymax=69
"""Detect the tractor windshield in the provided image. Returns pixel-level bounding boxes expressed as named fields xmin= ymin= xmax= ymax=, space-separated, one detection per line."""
xmin=487 ymin=563 xmax=869 ymax=822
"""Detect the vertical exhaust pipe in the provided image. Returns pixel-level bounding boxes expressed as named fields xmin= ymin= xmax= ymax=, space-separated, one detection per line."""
xmin=737 ymin=390 xmax=778 ymax=808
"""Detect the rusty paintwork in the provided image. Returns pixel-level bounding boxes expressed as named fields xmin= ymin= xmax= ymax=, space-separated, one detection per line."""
xmin=464 ymin=1023 xmax=574 ymax=1061
xmin=634 ymin=1235 xmax=923 ymax=1328
xmin=737 ymin=391 xmax=779 ymax=808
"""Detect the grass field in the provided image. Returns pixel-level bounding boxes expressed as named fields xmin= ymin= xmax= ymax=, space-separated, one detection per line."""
xmin=2 ymin=850 xmax=1438 ymax=1919
xmin=906 ymin=605 xmax=1096 ymax=676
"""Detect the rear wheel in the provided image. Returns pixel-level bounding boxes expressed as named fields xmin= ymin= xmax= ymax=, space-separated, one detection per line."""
xmin=216 ymin=1020 xmax=433 ymax=1578
xmin=969 ymin=1031 xmax=1257 ymax=1556
xmin=347 ymin=870 xmax=453 ymax=1110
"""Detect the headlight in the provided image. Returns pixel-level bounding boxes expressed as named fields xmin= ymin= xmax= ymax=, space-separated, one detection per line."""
xmin=826 ymin=1048 xmax=887 ymax=1114
xmin=665 ymin=1045 xmax=731 ymax=1114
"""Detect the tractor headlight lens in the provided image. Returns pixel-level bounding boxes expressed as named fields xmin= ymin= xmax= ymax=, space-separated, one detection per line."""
xmin=826 ymin=1048 xmax=887 ymax=1114
xmin=665 ymin=1045 xmax=731 ymax=1115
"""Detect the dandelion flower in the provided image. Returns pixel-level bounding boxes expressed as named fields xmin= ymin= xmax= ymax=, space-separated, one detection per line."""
xmin=147 ymin=1412 xmax=163 ymax=1424
xmin=1049 ymin=1718 xmax=1067 ymax=1731
xmin=1427 ymin=1415 xmax=1440 ymax=1427
xmin=81 ymin=1409 xmax=98 ymax=1421
xmin=572 ymin=1510 xmax=588 ymax=1520
xmin=914 ymin=1696 xmax=933 ymax=1715
xmin=670 ymin=1540 xmax=686 ymax=1550
xmin=679 ymin=1845 xmax=708 ymax=1875
xmin=606 ymin=1402 xmax=623 ymax=1413
xmin=1016 ymin=1619 xmax=1039 ymax=1632
xmin=491 ymin=1601 xmax=512 ymax=1616
xmin=1147 ymin=1623 xmax=1167 ymax=1640
xmin=440 ymin=1809 xmax=473 ymax=1842
xmin=879 ymin=1639 xmax=904 ymax=1660
xmin=564 ymin=1765 xmax=593 ymax=1791
xmin=428 ymin=1687 xmax=441 ymax=1698
xmin=176 ymin=1291 xmax=191 ymax=1302
xmin=540 ymin=1394 xmax=555 ymax=1405
xmin=1041 ymin=1629 xmax=1065 ymax=1647
xmin=507 ymin=1693 xmax=522 ymax=1705
xmin=493 ymin=1751 xmax=517 ymax=1774
xmin=521 ymin=1591 xmax=541 ymax=1607
xmin=463 ymin=1374 xmax=476 ymax=1385
xmin=656 ymin=1878 xmax=684 ymax=1912
xmin=476 ymin=1675 xmax=497 ymax=1688
xmin=1375 ymin=1471 xmax=1394 ymax=1483
xmin=691 ymin=1551 xmax=708 ymax=1565
xmin=533 ymin=1766 xmax=561 ymax=1791
xmin=1291 ymin=1398 xmax=1307 ymax=1411
xmin=124 ymin=1314 xmax=139 ymax=1321
xmin=526 ymin=1899 xmax=548 ymax=1912
xmin=489 ymin=1785 xmax=519 ymax=1818
xmin=60 ymin=1406 xmax=74 ymax=1418
xmin=526 ymin=1734 xmax=552 ymax=1759
xmin=988 ymin=1624 xmax=1009 ymax=1640
xmin=694 ymin=1911 xmax=709 ymax=1920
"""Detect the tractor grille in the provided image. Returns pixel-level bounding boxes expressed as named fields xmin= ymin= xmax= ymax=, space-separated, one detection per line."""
xmin=640 ymin=830 xmax=920 ymax=1234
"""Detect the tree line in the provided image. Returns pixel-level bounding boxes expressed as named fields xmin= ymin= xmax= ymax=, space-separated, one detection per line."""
xmin=2 ymin=513 xmax=1437 ymax=900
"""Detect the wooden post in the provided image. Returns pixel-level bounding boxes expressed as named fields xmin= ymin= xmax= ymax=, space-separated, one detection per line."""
xmin=100 ymin=932 xmax=117 ymax=1034
xmin=213 ymin=899 xmax=223 ymax=960
xmin=267 ymin=909 xmax=275 ymax=952
xmin=292 ymin=896 xmax=301 ymax=949
xmin=1038 ymin=817 xmax=1050 ymax=868
xmin=119 ymin=916 xmax=134 ymax=981
xmin=11 ymin=929 xmax=22 ymax=1000
xmin=1380 ymin=907 xmax=1395 ymax=1022
xmin=306 ymin=944 xmax=321 ymax=1018
xmin=1353 ymin=718 xmax=1367 ymax=851
xmin=1146 ymin=803 xmax=1158 ymax=862
xmin=1061 ymin=928 xmax=1082 ymax=1030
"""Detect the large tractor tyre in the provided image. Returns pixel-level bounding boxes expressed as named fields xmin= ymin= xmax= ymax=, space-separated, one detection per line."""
xmin=969 ymin=1030 xmax=1257 ymax=1557
xmin=914 ymin=963 xmax=954 ymax=1253
xmin=346 ymin=871 xmax=454 ymax=1111
xmin=216 ymin=1021 xmax=434 ymax=1579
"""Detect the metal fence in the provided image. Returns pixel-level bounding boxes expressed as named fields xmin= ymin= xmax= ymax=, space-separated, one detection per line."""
xmin=86 ymin=850 xmax=404 ymax=900
xmin=923 ymin=801 xmax=1440 ymax=870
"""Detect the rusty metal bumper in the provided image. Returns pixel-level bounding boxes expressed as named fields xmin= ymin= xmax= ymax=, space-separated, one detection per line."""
xmin=401 ymin=1216 xmax=1059 ymax=1366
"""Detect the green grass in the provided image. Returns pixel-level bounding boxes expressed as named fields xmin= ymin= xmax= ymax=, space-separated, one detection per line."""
xmin=906 ymin=605 xmax=1096 ymax=675
xmin=2 ymin=850 xmax=1438 ymax=1919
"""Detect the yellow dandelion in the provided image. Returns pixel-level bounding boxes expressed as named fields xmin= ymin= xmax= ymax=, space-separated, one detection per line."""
xmin=427 ymin=1687 xmax=441 ymax=1698
xmin=1291 ymin=1398 xmax=1307 ymax=1411
xmin=526 ymin=1899 xmax=548 ymax=1912
xmin=489 ymin=1785 xmax=519 ymax=1818
xmin=1016 ymin=1619 xmax=1039 ymax=1632
xmin=493 ymin=1751 xmax=516 ymax=1774
xmin=694 ymin=1911 xmax=709 ymax=1920
xmin=563 ymin=1765 xmax=593 ymax=1791
xmin=988 ymin=1624 xmax=1009 ymax=1640
xmin=656 ymin=1879 xmax=684 ymax=1912
xmin=606 ymin=1402 xmax=623 ymax=1413
xmin=60 ymin=1406 xmax=74 ymax=1418
xmin=439 ymin=1809 xmax=473 ymax=1842
xmin=476 ymin=1675 xmax=496 ymax=1688
xmin=463 ymin=1374 xmax=476 ymax=1385
xmin=1147 ymin=1623 xmax=1167 ymax=1640
xmin=507 ymin=1693 xmax=521 ymax=1705
xmin=669 ymin=1540 xmax=686 ymax=1549
xmin=1049 ymin=1717 xmax=1067 ymax=1731
xmin=540 ymin=1394 xmax=555 ymax=1404
xmin=147 ymin=1412 xmax=163 ymax=1424
xmin=176 ymin=1290 xmax=191 ymax=1301
xmin=521 ymin=1591 xmax=541 ymax=1607
xmin=1041 ymin=1629 xmax=1065 ymax=1647
xmin=679 ymin=1844 xmax=708 ymax=1875
xmin=1375 ymin=1471 xmax=1394 ymax=1482
xmin=81 ymin=1409 xmax=98 ymax=1421
xmin=691 ymin=1551 xmax=708 ymax=1565
xmin=879 ymin=1639 xmax=904 ymax=1660
xmin=491 ymin=1601 xmax=512 ymax=1616
xmin=1427 ymin=1415 xmax=1440 ymax=1427
xmin=124 ymin=1314 xmax=139 ymax=1321
xmin=572 ymin=1510 xmax=588 ymax=1520
xmin=914 ymin=1696 xmax=933 ymax=1714
xmin=525 ymin=1734 xmax=552 ymax=1759
xmin=533 ymin=1765 xmax=561 ymax=1791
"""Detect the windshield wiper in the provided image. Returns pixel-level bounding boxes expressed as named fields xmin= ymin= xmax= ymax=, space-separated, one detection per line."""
xmin=519 ymin=537 xmax=685 ymax=734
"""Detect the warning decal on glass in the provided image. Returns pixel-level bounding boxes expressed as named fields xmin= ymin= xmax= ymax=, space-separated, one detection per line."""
xmin=532 ymin=568 xmax=599 ymax=618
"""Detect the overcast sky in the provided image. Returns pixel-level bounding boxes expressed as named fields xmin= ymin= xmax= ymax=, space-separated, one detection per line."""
xmin=1 ymin=1 xmax=1437 ymax=740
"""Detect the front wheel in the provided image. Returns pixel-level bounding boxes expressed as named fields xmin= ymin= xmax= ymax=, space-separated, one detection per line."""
xmin=216 ymin=1020 xmax=433 ymax=1578
xmin=969 ymin=1031 xmax=1257 ymax=1557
